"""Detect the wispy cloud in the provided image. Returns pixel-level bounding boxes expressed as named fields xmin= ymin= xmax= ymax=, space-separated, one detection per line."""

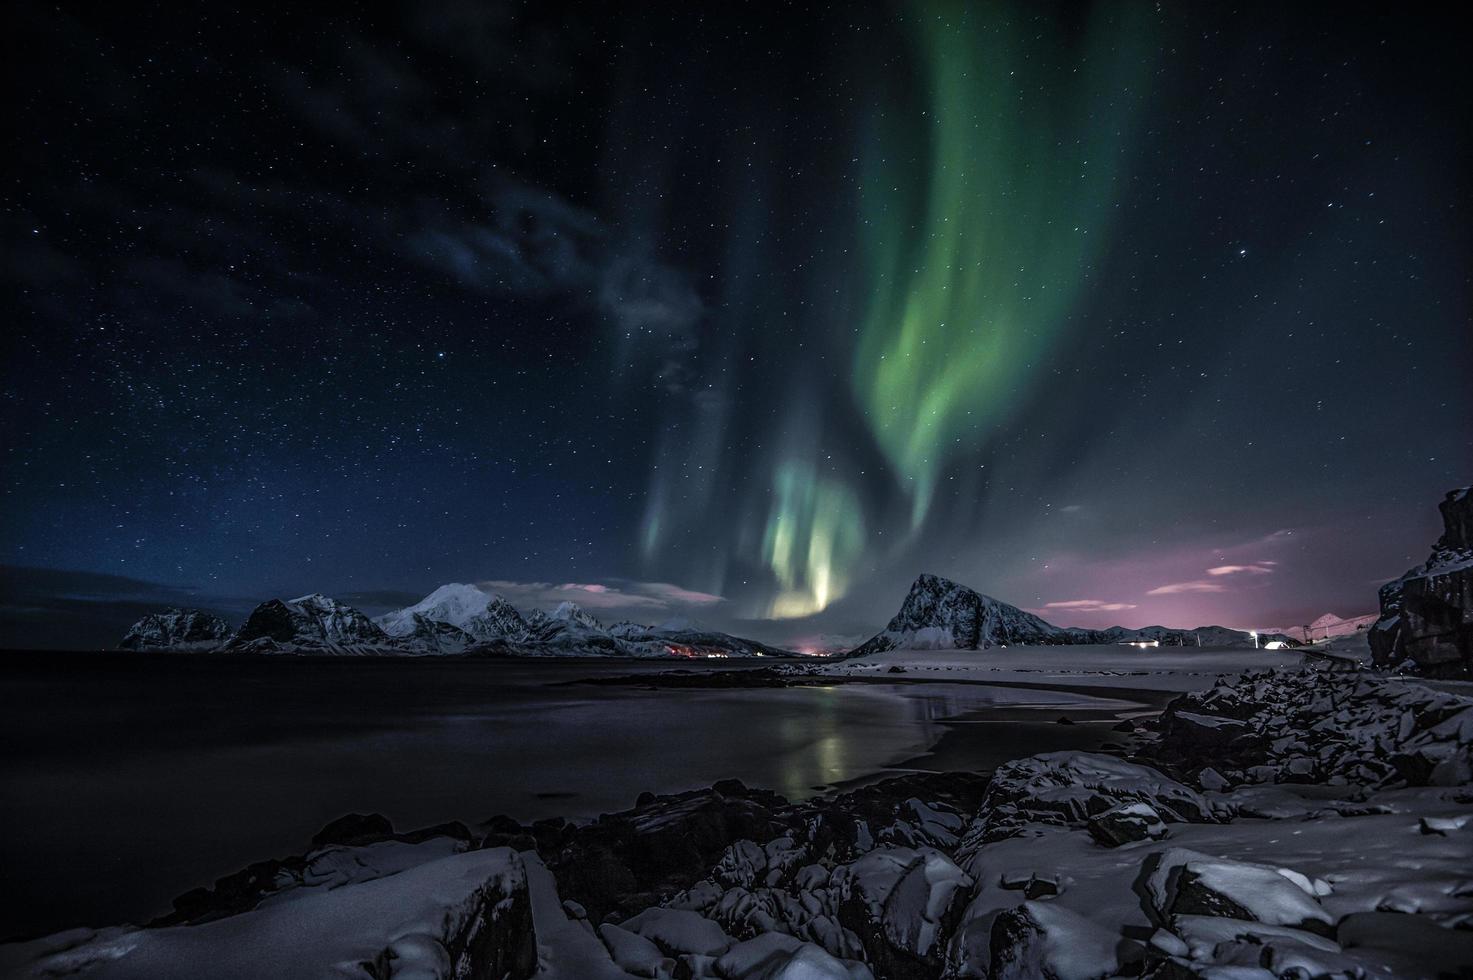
xmin=1043 ymin=599 xmax=1137 ymax=612
xmin=1207 ymin=562 xmax=1276 ymax=576
xmin=478 ymin=579 xmax=724 ymax=613
xmin=1146 ymin=580 xmax=1228 ymax=596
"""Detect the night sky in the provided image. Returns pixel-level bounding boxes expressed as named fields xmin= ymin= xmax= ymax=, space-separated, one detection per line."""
xmin=3 ymin=2 xmax=1468 ymax=649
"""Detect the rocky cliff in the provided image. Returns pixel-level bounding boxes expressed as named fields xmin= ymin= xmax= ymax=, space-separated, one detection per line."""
xmin=1370 ymin=486 xmax=1473 ymax=676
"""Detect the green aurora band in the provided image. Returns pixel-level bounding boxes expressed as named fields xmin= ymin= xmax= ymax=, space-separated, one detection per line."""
xmin=853 ymin=3 xmax=1153 ymax=530
xmin=648 ymin=4 xmax=1156 ymax=620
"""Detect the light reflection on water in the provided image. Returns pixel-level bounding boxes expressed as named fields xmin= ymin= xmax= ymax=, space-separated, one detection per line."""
xmin=0 ymin=657 xmax=1132 ymax=936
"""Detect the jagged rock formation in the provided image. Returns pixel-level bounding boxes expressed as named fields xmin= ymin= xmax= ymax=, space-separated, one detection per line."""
xmin=227 ymin=594 xmax=401 ymax=655
xmin=1370 ymin=486 xmax=1473 ymax=676
xmin=849 ymin=573 xmax=1293 ymax=657
xmin=463 ymin=596 xmax=530 ymax=642
xmin=849 ymin=574 xmax=1068 ymax=657
xmin=118 ymin=608 xmax=231 ymax=651
xmin=403 ymin=613 xmax=476 ymax=654
xmin=525 ymin=601 xmax=608 ymax=643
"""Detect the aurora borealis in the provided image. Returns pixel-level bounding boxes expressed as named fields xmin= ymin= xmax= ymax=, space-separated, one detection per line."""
xmin=853 ymin=4 xmax=1151 ymax=531
xmin=4 ymin=1 xmax=1469 ymax=648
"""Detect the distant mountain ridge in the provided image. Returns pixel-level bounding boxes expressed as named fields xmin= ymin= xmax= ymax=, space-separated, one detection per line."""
xmin=848 ymin=573 xmax=1297 ymax=657
xmin=120 ymin=582 xmax=788 ymax=659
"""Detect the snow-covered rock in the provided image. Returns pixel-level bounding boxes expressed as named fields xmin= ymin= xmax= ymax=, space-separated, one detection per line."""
xmin=0 ymin=848 xmax=536 ymax=980
xmin=712 ymin=933 xmax=873 ymax=980
xmin=970 ymin=752 xmax=1210 ymax=844
xmin=832 ymin=845 xmax=972 ymax=975
xmin=118 ymin=608 xmax=231 ymax=651
xmin=1143 ymin=847 xmax=1334 ymax=932
xmin=1148 ymin=665 xmax=1473 ymax=791
xmin=619 ymin=907 xmax=733 ymax=956
xmin=596 ymin=921 xmax=669 ymax=976
xmin=983 ymin=900 xmax=1127 ymax=980
xmin=1370 ymin=485 xmax=1473 ymax=676
xmin=1086 ymin=801 xmax=1169 ymax=847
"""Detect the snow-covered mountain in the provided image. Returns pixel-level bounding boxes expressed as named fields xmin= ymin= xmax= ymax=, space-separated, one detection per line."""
xmin=120 ymin=585 xmax=786 ymax=658
xmin=374 ymin=583 xmax=494 ymax=636
xmin=375 ymin=583 xmax=529 ymax=642
xmin=848 ymin=573 xmax=1296 ymax=657
xmin=849 ymin=573 xmax=1065 ymax=657
xmin=119 ymin=608 xmax=231 ymax=651
xmin=227 ymin=594 xmax=402 ymax=655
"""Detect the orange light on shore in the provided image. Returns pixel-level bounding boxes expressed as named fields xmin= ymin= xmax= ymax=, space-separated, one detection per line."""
xmin=665 ymin=644 xmax=729 ymax=659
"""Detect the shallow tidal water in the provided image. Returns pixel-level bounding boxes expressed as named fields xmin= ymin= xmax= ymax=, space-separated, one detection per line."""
xmin=0 ymin=653 xmax=1139 ymax=938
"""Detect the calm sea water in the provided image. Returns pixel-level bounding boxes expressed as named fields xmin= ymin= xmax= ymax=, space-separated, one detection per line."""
xmin=0 ymin=653 xmax=1134 ymax=938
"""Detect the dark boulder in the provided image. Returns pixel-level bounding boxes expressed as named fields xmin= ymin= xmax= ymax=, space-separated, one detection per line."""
xmin=311 ymin=811 xmax=394 ymax=848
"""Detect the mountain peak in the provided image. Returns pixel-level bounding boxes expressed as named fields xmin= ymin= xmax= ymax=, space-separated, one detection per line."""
xmin=551 ymin=601 xmax=604 ymax=631
xmin=851 ymin=573 xmax=1057 ymax=656
xmin=375 ymin=583 xmax=506 ymax=638
xmin=850 ymin=572 xmax=1290 ymax=657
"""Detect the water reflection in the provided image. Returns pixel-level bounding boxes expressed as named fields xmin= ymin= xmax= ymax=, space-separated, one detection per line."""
xmin=1 ymin=656 xmax=1134 ymax=936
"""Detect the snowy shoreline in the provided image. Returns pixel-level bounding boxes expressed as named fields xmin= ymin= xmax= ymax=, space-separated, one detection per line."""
xmin=4 ymin=649 xmax=1472 ymax=979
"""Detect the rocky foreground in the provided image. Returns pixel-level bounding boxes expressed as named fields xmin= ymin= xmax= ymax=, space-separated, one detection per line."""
xmin=3 ymin=666 xmax=1472 ymax=979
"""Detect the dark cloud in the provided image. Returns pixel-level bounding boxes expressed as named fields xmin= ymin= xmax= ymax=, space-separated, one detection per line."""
xmin=0 ymin=566 xmax=245 ymax=651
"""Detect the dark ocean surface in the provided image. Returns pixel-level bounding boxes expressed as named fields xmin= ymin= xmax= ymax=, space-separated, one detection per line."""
xmin=0 ymin=653 xmax=1140 ymax=938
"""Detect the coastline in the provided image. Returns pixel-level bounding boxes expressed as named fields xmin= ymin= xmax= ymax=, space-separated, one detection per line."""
xmin=7 ymin=660 xmax=1470 ymax=978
